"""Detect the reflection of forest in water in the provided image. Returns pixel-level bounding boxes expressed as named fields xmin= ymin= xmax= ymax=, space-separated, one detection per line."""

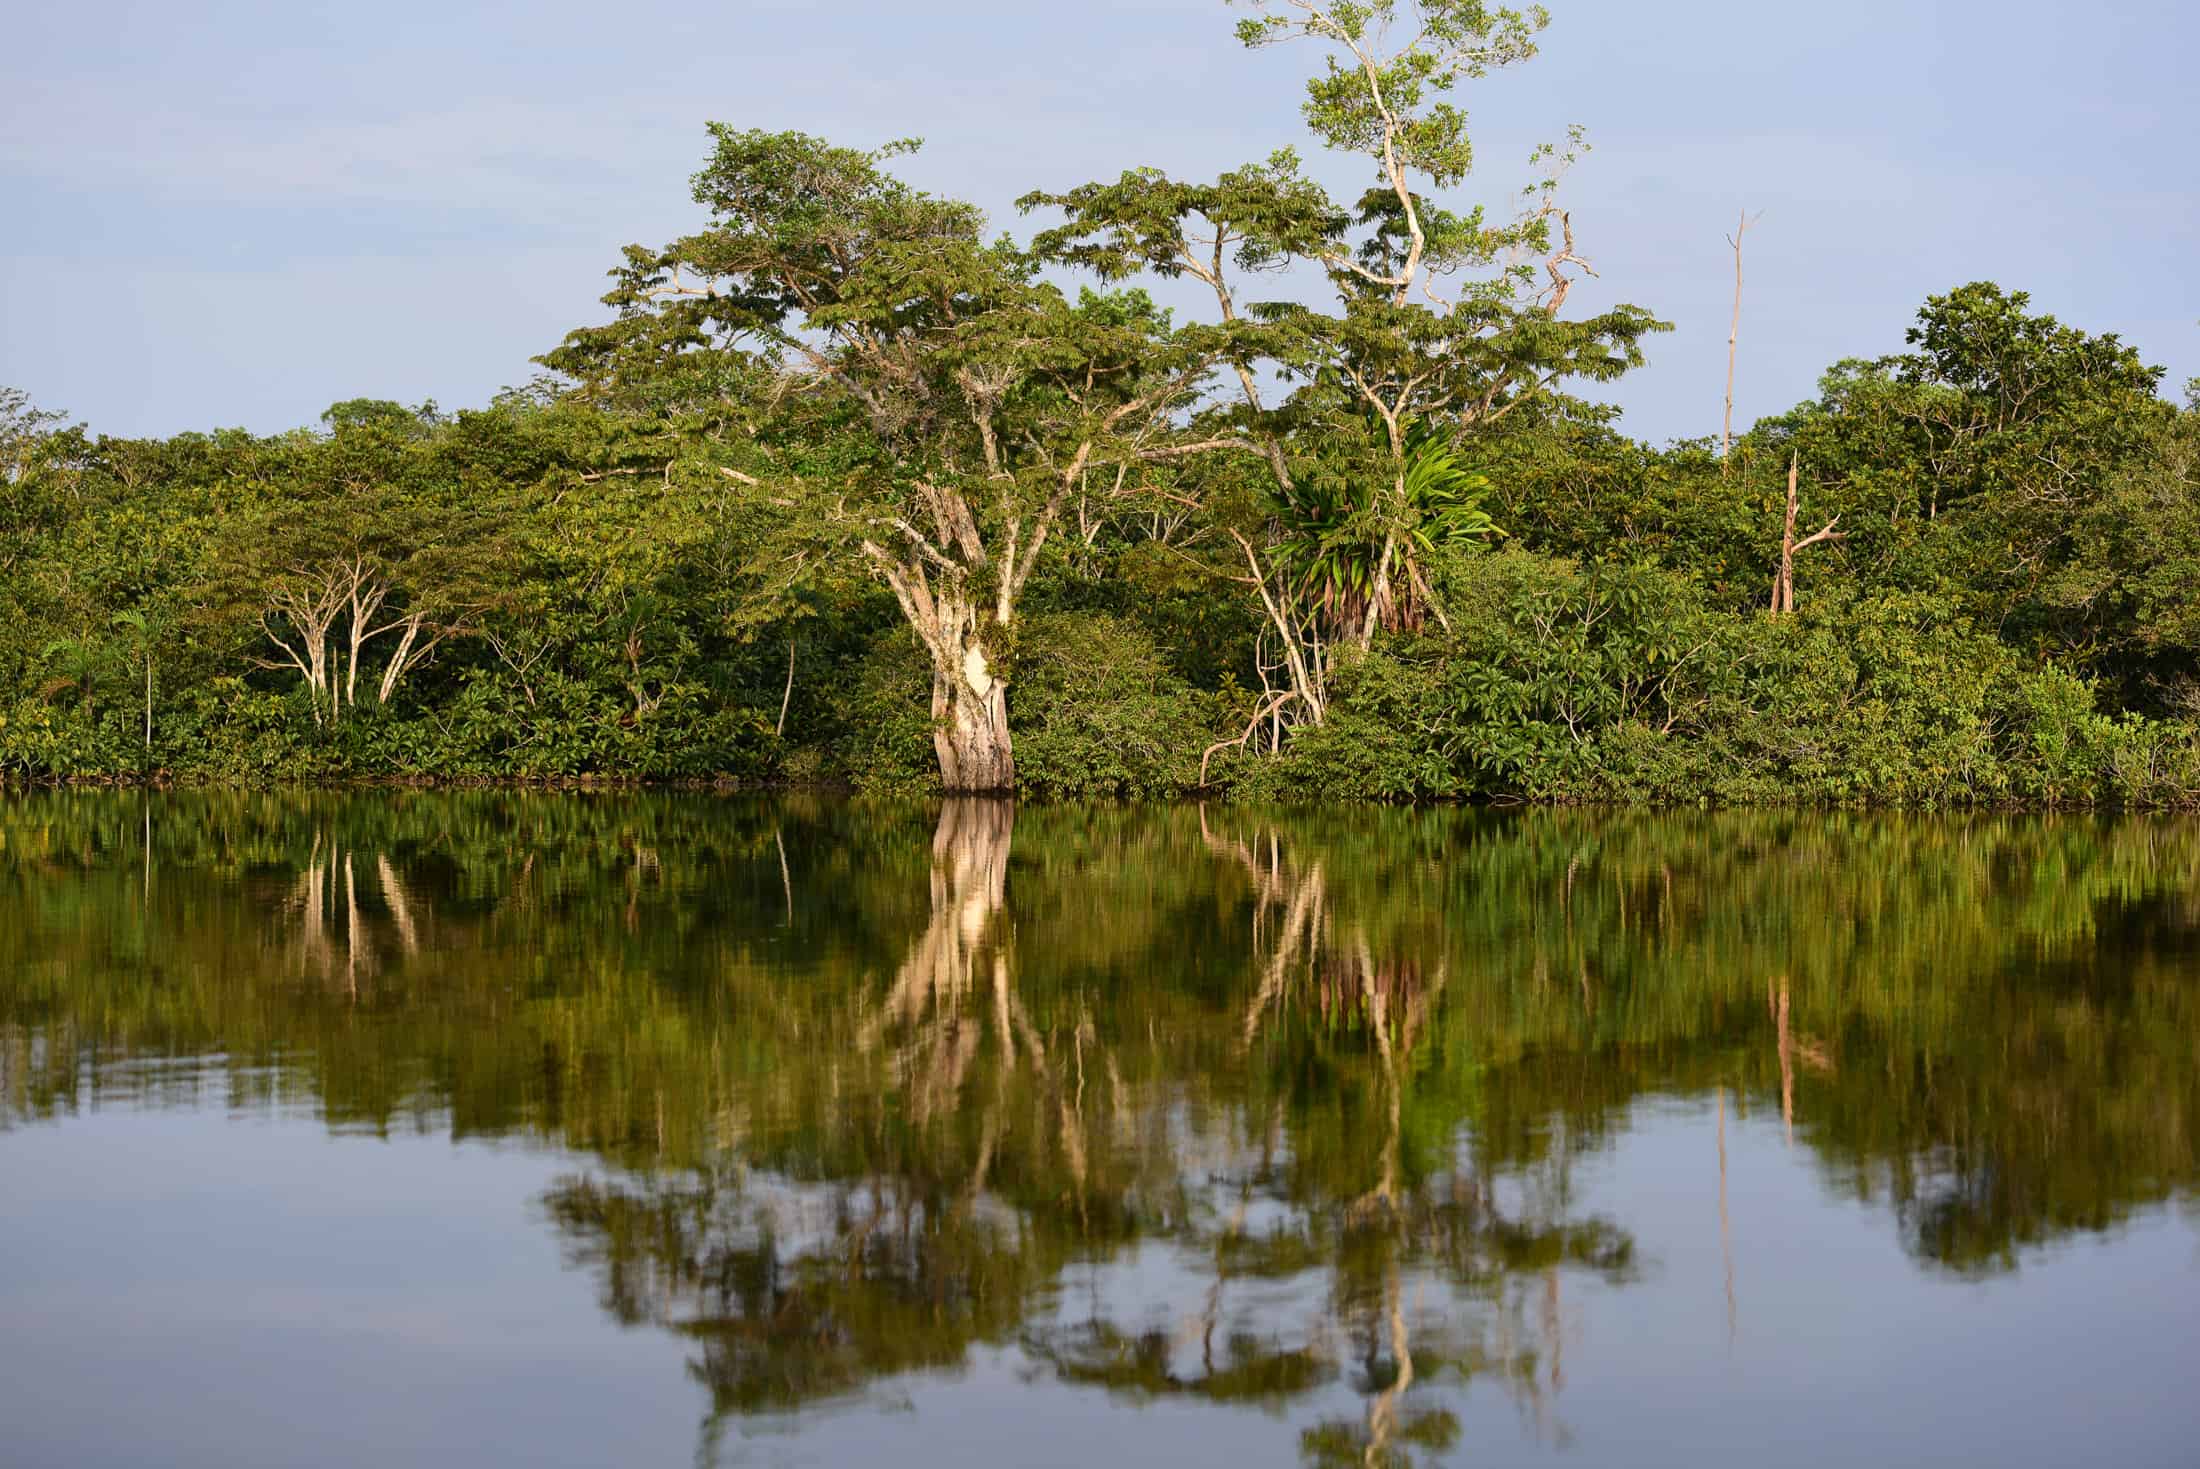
xmin=3 ymin=793 xmax=2197 ymax=1463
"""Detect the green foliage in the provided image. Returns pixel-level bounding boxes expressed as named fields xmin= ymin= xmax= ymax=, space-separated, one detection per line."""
xmin=1234 ymin=1 xmax=1550 ymax=190
xmin=2 ymin=16 xmax=2192 ymax=807
xmin=1006 ymin=613 xmax=1229 ymax=798
xmin=824 ymin=629 xmax=939 ymax=792
xmin=1271 ymin=420 xmax=1504 ymax=636
xmin=1764 ymin=284 xmax=2174 ymax=650
xmin=6 ymin=266 xmax=2194 ymax=808
xmin=1223 ymin=549 xmax=2200 ymax=809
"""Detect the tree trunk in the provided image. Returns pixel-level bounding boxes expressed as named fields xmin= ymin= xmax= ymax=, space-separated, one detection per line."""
xmin=867 ymin=540 xmax=1022 ymax=791
xmin=1770 ymin=452 xmax=1841 ymax=615
xmin=1723 ymin=210 xmax=1752 ymax=470
xmin=934 ymin=657 xmax=1014 ymax=793
xmin=377 ymin=614 xmax=423 ymax=704
xmin=882 ymin=571 xmax=1018 ymax=793
xmin=1357 ymin=530 xmax=1398 ymax=650
xmin=1773 ymin=453 xmax=1799 ymax=614
xmin=308 ymin=633 xmax=330 ymax=723
xmin=776 ymin=636 xmax=797 ymax=737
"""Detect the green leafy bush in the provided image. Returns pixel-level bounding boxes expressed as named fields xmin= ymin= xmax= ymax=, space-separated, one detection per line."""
xmin=1010 ymin=613 xmax=1228 ymax=799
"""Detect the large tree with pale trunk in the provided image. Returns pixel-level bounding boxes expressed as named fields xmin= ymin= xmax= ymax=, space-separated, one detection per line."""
xmin=547 ymin=1 xmax=1662 ymax=791
xmin=546 ymin=133 xmax=1236 ymax=791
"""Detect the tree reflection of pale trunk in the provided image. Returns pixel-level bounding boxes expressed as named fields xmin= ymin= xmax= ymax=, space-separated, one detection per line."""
xmin=1063 ymin=1018 xmax=1092 ymax=1194
xmin=1364 ymin=1263 xmax=1414 ymax=1467
xmin=1105 ymin=1050 xmax=1132 ymax=1146
xmin=1199 ymin=814 xmax=1328 ymax=1045
xmin=967 ymin=1108 xmax=999 ymax=1203
xmin=992 ymin=951 xmax=1015 ymax=1070
xmin=858 ymin=797 xmax=1085 ymax=1167
xmin=942 ymin=798 xmax=1011 ymax=952
xmin=1776 ymin=977 xmax=1794 ymax=1147
xmin=1759 ymin=979 xmax=1833 ymax=1157
xmin=343 ymin=850 xmax=361 ymax=1002
xmin=377 ymin=855 xmax=420 ymax=957
xmin=1399 ymin=958 xmax=1447 ymax=1058
xmin=298 ymin=834 xmax=330 ymax=976
xmin=774 ymin=826 xmax=792 ymax=925
xmin=1185 ymin=1191 xmax=1252 ymax=1372
xmin=621 ymin=842 xmax=660 ymax=936
xmin=1206 ymin=821 xmax=1442 ymax=1223
xmin=1242 ymin=861 xmax=1325 ymax=1045
xmin=1543 ymin=1269 xmax=1564 ymax=1392
xmin=864 ymin=800 xmax=1015 ymax=1048
xmin=1358 ymin=934 xmax=1402 ymax=1220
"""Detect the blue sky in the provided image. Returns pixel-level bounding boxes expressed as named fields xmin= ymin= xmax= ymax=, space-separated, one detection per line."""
xmin=3 ymin=0 xmax=2194 ymax=443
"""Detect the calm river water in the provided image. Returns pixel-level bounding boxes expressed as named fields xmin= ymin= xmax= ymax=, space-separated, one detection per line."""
xmin=2 ymin=792 xmax=2196 ymax=1467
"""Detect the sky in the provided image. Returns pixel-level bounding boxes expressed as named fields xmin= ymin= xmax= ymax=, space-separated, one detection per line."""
xmin=3 ymin=0 xmax=2195 ymax=445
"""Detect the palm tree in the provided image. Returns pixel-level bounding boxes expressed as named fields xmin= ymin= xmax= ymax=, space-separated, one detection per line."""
xmin=37 ymin=635 xmax=106 ymax=714
xmin=111 ymin=610 xmax=155 ymax=759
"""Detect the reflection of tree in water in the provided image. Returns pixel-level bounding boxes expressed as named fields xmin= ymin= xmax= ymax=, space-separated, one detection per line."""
xmin=1185 ymin=813 xmax=1632 ymax=1462
xmin=6 ymin=794 xmax=2200 ymax=1447
xmin=544 ymin=1168 xmax=1053 ymax=1426
xmin=284 ymin=832 xmax=430 ymax=999
xmin=539 ymin=806 xmax=1637 ymax=1464
xmin=541 ymin=799 xmax=1157 ymax=1446
xmin=857 ymin=799 xmax=1033 ymax=1131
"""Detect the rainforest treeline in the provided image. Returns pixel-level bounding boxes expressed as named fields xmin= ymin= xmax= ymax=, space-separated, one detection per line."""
xmin=4 ymin=2 xmax=2197 ymax=804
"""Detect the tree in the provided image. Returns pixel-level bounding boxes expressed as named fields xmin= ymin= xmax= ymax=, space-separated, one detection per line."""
xmin=110 ymin=610 xmax=155 ymax=761
xmin=1024 ymin=0 xmax=1666 ymax=743
xmin=205 ymin=408 xmax=497 ymax=724
xmin=1271 ymin=417 xmax=1504 ymax=637
xmin=35 ymin=634 xmax=107 ymax=715
xmin=546 ymin=130 xmax=1234 ymax=789
xmin=2046 ymin=384 xmax=2200 ymax=710
xmin=1722 ymin=209 xmax=1760 ymax=467
xmin=0 ymin=389 xmax=85 ymax=585
xmin=1777 ymin=283 xmax=2172 ymax=652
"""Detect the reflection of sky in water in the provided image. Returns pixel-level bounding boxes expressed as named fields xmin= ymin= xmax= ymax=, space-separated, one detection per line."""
xmin=4 ymin=1090 xmax=2195 ymax=1468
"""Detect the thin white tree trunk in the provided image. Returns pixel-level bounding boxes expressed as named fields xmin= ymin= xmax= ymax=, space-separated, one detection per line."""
xmin=309 ymin=635 xmax=329 ymax=723
xmin=1723 ymin=210 xmax=1753 ymax=468
xmin=776 ymin=637 xmax=796 ymax=737
xmin=378 ymin=616 xmax=416 ymax=704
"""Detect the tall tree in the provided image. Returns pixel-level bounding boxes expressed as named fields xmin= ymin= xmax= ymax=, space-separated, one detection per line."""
xmin=546 ymin=131 xmax=1233 ymax=789
xmin=1024 ymin=0 xmax=1667 ymax=739
xmin=1781 ymin=283 xmax=2171 ymax=646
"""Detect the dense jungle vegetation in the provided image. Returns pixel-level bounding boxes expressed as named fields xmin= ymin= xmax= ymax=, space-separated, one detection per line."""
xmin=4 ymin=1 xmax=2197 ymax=803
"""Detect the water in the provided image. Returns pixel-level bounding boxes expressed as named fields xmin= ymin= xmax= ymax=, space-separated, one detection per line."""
xmin=2 ymin=792 xmax=2196 ymax=1468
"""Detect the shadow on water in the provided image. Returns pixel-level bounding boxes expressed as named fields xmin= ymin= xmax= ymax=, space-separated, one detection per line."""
xmin=2 ymin=791 xmax=2198 ymax=1463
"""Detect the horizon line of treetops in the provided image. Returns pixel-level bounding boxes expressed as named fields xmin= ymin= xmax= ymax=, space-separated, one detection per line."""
xmin=5 ymin=1 xmax=2197 ymax=805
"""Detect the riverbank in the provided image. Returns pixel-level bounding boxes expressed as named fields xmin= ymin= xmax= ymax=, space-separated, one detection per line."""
xmin=7 ymin=767 xmax=2198 ymax=811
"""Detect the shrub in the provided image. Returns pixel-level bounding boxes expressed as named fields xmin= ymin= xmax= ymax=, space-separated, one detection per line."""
xmin=1010 ymin=613 xmax=1227 ymax=799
